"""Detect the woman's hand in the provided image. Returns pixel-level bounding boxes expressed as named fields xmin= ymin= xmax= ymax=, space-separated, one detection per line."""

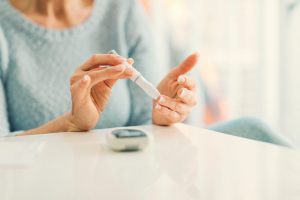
xmin=18 ymin=54 xmax=134 ymax=136
xmin=152 ymin=53 xmax=199 ymax=126
xmin=67 ymin=54 xmax=134 ymax=131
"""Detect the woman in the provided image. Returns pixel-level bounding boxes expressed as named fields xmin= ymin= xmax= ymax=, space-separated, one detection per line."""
xmin=0 ymin=0 xmax=293 ymax=147
xmin=0 ymin=0 xmax=198 ymax=135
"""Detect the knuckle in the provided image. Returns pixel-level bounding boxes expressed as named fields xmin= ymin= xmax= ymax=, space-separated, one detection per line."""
xmin=107 ymin=67 xmax=117 ymax=72
xmin=107 ymin=54 xmax=115 ymax=59
xmin=91 ymin=54 xmax=99 ymax=62
xmin=74 ymin=67 xmax=80 ymax=72
xmin=167 ymin=110 xmax=175 ymax=119
xmin=186 ymin=92 xmax=193 ymax=100
xmin=174 ymin=103 xmax=182 ymax=113
xmin=70 ymin=84 xmax=77 ymax=93
xmin=69 ymin=76 xmax=77 ymax=85
xmin=177 ymin=88 xmax=183 ymax=96
xmin=106 ymin=69 xmax=118 ymax=77
xmin=166 ymin=99 xmax=173 ymax=107
xmin=86 ymin=73 xmax=96 ymax=82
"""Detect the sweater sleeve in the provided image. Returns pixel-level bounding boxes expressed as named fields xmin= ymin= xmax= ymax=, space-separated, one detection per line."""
xmin=125 ymin=0 xmax=163 ymax=125
xmin=0 ymin=26 xmax=11 ymax=136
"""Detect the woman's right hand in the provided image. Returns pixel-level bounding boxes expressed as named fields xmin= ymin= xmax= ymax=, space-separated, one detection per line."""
xmin=67 ymin=54 xmax=134 ymax=132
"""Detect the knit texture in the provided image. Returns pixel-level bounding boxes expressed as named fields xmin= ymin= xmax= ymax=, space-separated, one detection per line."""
xmin=0 ymin=0 xmax=162 ymax=135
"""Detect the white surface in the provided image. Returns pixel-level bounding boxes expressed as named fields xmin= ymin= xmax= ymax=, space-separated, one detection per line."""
xmin=0 ymin=124 xmax=299 ymax=200
xmin=0 ymin=142 xmax=45 ymax=169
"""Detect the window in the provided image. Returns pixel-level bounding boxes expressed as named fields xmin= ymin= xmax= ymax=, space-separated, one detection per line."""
xmin=147 ymin=0 xmax=300 ymax=145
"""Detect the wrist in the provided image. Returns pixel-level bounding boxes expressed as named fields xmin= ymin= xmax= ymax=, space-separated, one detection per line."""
xmin=64 ymin=113 xmax=84 ymax=132
xmin=18 ymin=113 xmax=82 ymax=136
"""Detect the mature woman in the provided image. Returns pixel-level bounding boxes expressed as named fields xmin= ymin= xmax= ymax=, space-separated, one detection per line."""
xmin=0 ymin=0 xmax=293 ymax=147
xmin=0 ymin=0 xmax=199 ymax=135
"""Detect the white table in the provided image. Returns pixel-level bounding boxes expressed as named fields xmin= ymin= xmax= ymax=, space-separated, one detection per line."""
xmin=0 ymin=124 xmax=300 ymax=200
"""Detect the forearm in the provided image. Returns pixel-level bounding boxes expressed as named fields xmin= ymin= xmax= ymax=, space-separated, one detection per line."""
xmin=18 ymin=113 xmax=78 ymax=136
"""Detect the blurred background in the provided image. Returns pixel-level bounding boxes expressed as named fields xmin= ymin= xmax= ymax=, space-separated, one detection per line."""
xmin=139 ymin=0 xmax=300 ymax=146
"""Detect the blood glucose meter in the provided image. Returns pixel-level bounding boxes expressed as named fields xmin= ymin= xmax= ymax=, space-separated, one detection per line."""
xmin=106 ymin=129 xmax=152 ymax=151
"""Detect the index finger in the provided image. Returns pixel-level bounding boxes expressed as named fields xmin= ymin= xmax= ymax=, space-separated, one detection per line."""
xmin=80 ymin=54 xmax=126 ymax=71
xmin=168 ymin=53 xmax=200 ymax=78
xmin=87 ymin=64 xmax=132 ymax=87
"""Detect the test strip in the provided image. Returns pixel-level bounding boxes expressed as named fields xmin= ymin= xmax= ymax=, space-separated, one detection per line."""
xmin=108 ymin=50 xmax=161 ymax=100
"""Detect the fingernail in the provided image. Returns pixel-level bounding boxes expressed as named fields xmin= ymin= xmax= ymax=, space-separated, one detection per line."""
xmin=180 ymin=89 xmax=187 ymax=98
xmin=83 ymin=75 xmax=90 ymax=82
xmin=177 ymin=75 xmax=185 ymax=84
xmin=155 ymin=104 xmax=161 ymax=110
xmin=99 ymin=65 xmax=110 ymax=69
xmin=159 ymin=96 xmax=165 ymax=104
xmin=114 ymin=65 xmax=125 ymax=71
xmin=128 ymin=58 xmax=134 ymax=63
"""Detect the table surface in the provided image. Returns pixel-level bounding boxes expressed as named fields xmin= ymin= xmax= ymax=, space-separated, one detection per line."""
xmin=0 ymin=124 xmax=300 ymax=200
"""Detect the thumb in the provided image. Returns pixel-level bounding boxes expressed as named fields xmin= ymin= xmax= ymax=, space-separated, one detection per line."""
xmin=168 ymin=53 xmax=200 ymax=78
xmin=71 ymin=75 xmax=91 ymax=101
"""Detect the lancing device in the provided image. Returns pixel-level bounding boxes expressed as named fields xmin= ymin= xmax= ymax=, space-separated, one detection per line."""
xmin=107 ymin=50 xmax=161 ymax=100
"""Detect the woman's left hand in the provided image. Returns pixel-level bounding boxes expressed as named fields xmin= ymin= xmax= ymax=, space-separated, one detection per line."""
xmin=153 ymin=53 xmax=199 ymax=126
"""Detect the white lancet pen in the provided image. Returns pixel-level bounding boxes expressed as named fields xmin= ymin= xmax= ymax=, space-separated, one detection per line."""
xmin=107 ymin=50 xmax=161 ymax=100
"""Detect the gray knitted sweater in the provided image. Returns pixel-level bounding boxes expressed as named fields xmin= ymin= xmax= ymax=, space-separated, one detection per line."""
xmin=0 ymin=0 xmax=161 ymax=135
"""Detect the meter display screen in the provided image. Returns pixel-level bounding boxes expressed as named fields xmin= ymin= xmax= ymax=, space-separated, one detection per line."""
xmin=112 ymin=129 xmax=147 ymax=138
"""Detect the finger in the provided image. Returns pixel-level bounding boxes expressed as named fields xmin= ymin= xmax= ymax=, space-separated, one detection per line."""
xmin=103 ymin=66 xmax=134 ymax=88
xmin=103 ymin=79 xmax=117 ymax=88
xmin=80 ymin=54 xmax=126 ymax=71
xmin=73 ymin=63 xmax=134 ymax=89
xmin=70 ymin=66 xmax=123 ymax=86
xmin=168 ymin=53 xmax=200 ymax=78
xmin=88 ymin=64 xmax=133 ymax=87
xmin=88 ymin=65 xmax=134 ymax=89
xmin=177 ymin=88 xmax=198 ymax=106
xmin=154 ymin=103 xmax=182 ymax=123
xmin=177 ymin=75 xmax=196 ymax=91
xmin=157 ymin=95 xmax=190 ymax=115
xmin=96 ymin=65 xmax=135 ymax=78
xmin=71 ymin=75 xmax=91 ymax=100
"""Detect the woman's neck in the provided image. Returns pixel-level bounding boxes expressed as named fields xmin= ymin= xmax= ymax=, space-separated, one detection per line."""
xmin=10 ymin=0 xmax=94 ymax=29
